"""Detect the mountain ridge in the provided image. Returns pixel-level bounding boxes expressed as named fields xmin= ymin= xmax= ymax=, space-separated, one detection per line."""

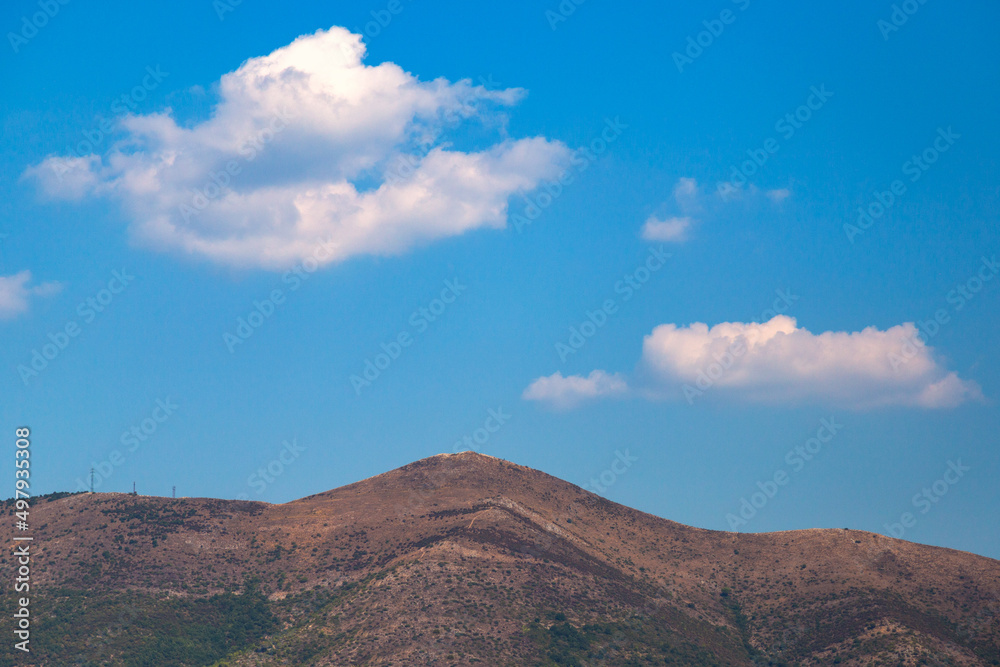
xmin=4 ymin=451 xmax=999 ymax=666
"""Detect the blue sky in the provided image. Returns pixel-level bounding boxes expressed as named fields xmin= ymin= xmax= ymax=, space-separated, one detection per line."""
xmin=2 ymin=0 xmax=998 ymax=558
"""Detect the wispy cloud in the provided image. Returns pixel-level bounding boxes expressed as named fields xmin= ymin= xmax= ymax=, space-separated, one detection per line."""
xmin=672 ymin=176 xmax=699 ymax=211
xmin=0 ymin=271 xmax=62 ymax=320
xmin=766 ymin=188 xmax=791 ymax=203
xmin=641 ymin=177 xmax=789 ymax=243
xmin=716 ymin=182 xmax=793 ymax=204
xmin=641 ymin=216 xmax=692 ymax=242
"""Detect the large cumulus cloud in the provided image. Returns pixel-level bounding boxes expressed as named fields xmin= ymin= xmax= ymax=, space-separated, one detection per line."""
xmin=26 ymin=27 xmax=570 ymax=269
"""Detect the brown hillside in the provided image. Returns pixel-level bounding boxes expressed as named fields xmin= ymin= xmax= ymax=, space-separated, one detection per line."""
xmin=6 ymin=452 xmax=999 ymax=666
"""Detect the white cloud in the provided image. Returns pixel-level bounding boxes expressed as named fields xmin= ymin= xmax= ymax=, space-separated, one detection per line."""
xmin=641 ymin=216 xmax=692 ymax=242
xmin=640 ymin=177 xmax=702 ymax=243
xmin=522 ymin=370 xmax=627 ymax=410
xmin=25 ymin=27 xmax=570 ymax=270
xmin=642 ymin=177 xmax=791 ymax=243
xmin=525 ymin=316 xmax=981 ymax=410
xmin=640 ymin=315 xmax=980 ymax=408
xmin=0 ymin=271 xmax=62 ymax=320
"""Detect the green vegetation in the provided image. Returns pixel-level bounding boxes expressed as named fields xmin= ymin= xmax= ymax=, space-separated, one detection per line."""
xmin=0 ymin=579 xmax=275 ymax=667
xmin=525 ymin=613 xmax=731 ymax=666
xmin=0 ymin=490 xmax=84 ymax=508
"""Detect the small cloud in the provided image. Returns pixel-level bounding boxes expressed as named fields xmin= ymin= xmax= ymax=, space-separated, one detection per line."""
xmin=522 ymin=370 xmax=627 ymax=410
xmin=641 ymin=216 xmax=692 ymax=243
xmin=0 ymin=271 xmax=63 ymax=320
xmin=766 ymin=188 xmax=791 ymax=203
xmin=640 ymin=177 xmax=701 ymax=243
xmin=717 ymin=182 xmax=793 ymax=204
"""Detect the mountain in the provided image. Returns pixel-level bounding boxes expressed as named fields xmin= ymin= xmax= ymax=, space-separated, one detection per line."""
xmin=3 ymin=451 xmax=999 ymax=666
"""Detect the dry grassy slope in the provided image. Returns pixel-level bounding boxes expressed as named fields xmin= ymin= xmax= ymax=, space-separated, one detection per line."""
xmin=9 ymin=451 xmax=1000 ymax=666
